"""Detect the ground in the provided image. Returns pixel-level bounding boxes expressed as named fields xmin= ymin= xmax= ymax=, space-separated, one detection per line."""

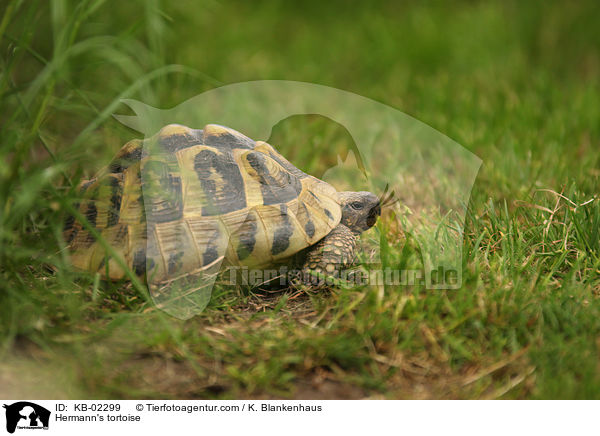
xmin=0 ymin=0 xmax=599 ymax=399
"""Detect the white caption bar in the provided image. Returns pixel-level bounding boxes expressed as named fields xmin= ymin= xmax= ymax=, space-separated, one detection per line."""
xmin=1 ymin=400 xmax=597 ymax=435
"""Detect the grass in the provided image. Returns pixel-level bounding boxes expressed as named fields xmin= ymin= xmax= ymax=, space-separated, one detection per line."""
xmin=1 ymin=0 xmax=599 ymax=399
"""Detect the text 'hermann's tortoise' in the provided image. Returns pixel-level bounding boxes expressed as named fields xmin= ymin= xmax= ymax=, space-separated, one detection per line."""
xmin=64 ymin=124 xmax=382 ymax=289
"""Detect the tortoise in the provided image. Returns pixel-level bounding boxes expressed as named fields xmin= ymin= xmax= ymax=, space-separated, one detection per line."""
xmin=64 ymin=124 xmax=381 ymax=288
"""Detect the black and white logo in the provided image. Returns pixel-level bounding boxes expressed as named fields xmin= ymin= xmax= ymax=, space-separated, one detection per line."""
xmin=3 ymin=402 xmax=50 ymax=434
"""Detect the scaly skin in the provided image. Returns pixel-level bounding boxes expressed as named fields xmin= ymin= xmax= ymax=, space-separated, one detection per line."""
xmin=291 ymin=224 xmax=358 ymax=289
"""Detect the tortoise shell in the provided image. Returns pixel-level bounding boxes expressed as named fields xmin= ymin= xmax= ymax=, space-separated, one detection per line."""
xmin=65 ymin=124 xmax=342 ymax=282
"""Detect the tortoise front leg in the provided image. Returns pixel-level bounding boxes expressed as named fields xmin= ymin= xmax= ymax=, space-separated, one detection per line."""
xmin=292 ymin=224 xmax=358 ymax=289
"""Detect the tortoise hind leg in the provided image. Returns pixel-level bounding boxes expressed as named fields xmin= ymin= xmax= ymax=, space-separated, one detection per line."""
xmin=292 ymin=224 xmax=358 ymax=289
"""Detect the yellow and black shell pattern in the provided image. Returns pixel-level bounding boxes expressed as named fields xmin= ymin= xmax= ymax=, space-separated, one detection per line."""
xmin=64 ymin=124 xmax=342 ymax=282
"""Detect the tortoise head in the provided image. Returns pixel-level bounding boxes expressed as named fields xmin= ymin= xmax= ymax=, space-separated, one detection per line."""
xmin=336 ymin=191 xmax=381 ymax=234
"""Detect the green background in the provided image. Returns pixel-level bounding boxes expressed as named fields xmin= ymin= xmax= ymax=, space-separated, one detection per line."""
xmin=0 ymin=0 xmax=599 ymax=398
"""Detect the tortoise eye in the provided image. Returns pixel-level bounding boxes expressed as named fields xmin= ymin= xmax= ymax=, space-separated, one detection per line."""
xmin=350 ymin=201 xmax=364 ymax=210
